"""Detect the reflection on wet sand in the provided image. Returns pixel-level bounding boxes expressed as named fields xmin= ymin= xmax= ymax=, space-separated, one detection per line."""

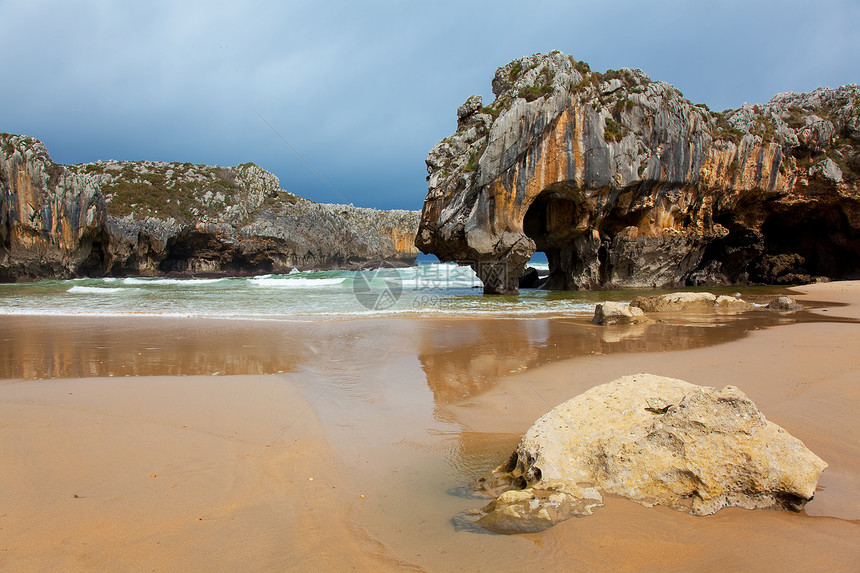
xmin=417 ymin=310 xmax=820 ymax=404
xmin=0 ymin=310 xmax=807 ymax=384
xmin=0 ymin=316 xmax=317 ymax=380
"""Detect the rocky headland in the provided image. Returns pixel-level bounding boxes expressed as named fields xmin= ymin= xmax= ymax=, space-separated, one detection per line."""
xmin=417 ymin=51 xmax=860 ymax=293
xmin=0 ymin=133 xmax=419 ymax=280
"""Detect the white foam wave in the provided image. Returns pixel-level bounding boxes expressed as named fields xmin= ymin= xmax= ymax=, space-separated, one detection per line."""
xmin=399 ymin=278 xmax=482 ymax=289
xmin=122 ymin=277 xmax=225 ymax=285
xmin=67 ymin=286 xmax=131 ymax=294
xmin=249 ymin=277 xmax=347 ymax=288
xmin=400 ymin=263 xmax=481 ymax=289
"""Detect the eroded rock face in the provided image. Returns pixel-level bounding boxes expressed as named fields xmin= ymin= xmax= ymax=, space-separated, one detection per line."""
xmin=0 ymin=133 xmax=419 ymax=280
xmin=417 ymin=51 xmax=860 ymax=293
xmin=475 ymin=373 xmax=827 ymax=534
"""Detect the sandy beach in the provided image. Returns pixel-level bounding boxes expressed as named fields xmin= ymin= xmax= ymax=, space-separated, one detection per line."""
xmin=2 ymin=282 xmax=859 ymax=571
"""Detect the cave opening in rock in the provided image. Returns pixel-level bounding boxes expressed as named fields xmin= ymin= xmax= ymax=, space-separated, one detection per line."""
xmin=76 ymin=231 xmax=111 ymax=277
xmin=522 ymin=184 xmax=582 ymax=290
xmin=701 ymin=204 xmax=860 ymax=284
xmin=758 ymin=205 xmax=860 ymax=281
xmin=158 ymin=230 xmax=274 ymax=275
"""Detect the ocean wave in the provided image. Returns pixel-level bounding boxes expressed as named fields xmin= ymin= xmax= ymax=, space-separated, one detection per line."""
xmin=122 ymin=277 xmax=225 ymax=285
xmin=67 ymin=286 xmax=132 ymax=294
xmin=249 ymin=277 xmax=347 ymax=288
xmin=399 ymin=278 xmax=482 ymax=289
xmin=398 ymin=263 xmax=481 ymax=289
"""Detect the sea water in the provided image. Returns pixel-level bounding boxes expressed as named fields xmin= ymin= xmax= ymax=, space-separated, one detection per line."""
xmin=0 ymin=258 xmax=630 ymax=320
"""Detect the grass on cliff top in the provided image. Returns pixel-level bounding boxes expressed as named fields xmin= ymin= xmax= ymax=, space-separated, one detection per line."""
xmin=262 ymin=190 xmax=302 ymax=208
xmin=574 ymin=66 xmax=647 ymax=94
xmin=101 ymin=166 xmax=240 ymax=221
xmin=713 ymin=113 xmax=745 ymax=144
xmin=1 ymin=136 xmax=14 ymax=156
xmin=1 ymin=133 xmax=40 ymax=156
xmin=518 ymin=66 xmax=557 ymax=102
xmin=785 ymin=106 xmax=807 ymax=130
xmin=480 ymin=104 xmax=503 ymax=119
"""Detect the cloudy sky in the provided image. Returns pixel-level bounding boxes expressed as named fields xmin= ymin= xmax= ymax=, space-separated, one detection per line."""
xmin=1 ymin=1 xmax=857 ymax=210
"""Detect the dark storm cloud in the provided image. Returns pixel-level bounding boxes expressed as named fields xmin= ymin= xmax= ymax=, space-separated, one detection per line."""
xmin=1 ymin=0 xmax=857 ymax=209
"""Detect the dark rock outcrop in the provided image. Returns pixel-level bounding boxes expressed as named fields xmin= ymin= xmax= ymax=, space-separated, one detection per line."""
xmin=517 ymin=266 xmax=542 ymax=288
xmin=767 ymin=295 xmax=803 ymax=312
xmin=0 ymin=133 xmax=419 ymax=280
xmin=416 ymin=51 xmax=860 ymax=293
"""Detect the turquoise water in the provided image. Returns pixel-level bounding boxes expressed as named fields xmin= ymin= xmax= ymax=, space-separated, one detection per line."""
xmin=0 ymin=261 xmax=616 ymax=321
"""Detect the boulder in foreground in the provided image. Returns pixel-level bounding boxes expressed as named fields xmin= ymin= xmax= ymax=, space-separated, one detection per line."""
xmin=475 ymin=373 xmax=827 ymax=534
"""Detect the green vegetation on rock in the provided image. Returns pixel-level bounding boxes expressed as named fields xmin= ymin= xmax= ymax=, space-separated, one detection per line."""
xmin=569 ymin=56 xmax=591 ymax=77
xmin=463 ymin=150 xmax=481 ymax=172
xmin=1 ymin=134 xmax=14 ymax=156
xmin=81 ymin=161 xmax=244 ymax=221
xmin=518 ymin=66 xmax=556 ymax=102
xmin=713 ymin=113 xmax=744 ymax=144
xmin=603 ymin=117 xmax=628 ymax=143
xmin=480 ymin=104 xmax=502 ymax=119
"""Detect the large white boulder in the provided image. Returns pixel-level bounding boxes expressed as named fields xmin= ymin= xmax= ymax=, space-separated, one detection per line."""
xmin=476 ymin=374 xmax=827 ymax=534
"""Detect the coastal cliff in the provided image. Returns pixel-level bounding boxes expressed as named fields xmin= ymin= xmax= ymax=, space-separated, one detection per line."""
xmin=0 ymin=133 xmax=418 ymax=280
xmin=417 ymin=51 xmax=860 ymax=293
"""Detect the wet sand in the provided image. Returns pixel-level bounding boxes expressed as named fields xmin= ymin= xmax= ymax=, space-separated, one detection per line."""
xmin=1 ymin=282 xmax=859 ymax=571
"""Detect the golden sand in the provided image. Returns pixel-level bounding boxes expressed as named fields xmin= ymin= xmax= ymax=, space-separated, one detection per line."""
xmin=1 ymin=282 xmax=858 ymax=571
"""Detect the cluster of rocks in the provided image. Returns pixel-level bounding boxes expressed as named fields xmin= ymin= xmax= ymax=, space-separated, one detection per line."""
xmin=473 ymin=373 xmax=827 ymax=534
xmin=592 ymin=292 xmax=801 ymax=324
xmin=0 ymin=133 xmax=419 ymax=280
xmin=417 ymin=51 xmax=860 ymax=294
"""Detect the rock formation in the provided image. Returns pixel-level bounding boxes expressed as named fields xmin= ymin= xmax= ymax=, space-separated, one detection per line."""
xmin=0 ymin=133 xmax=419 ymax=280
xmin=417 ymin=51 xmax=860 ymax=293
xmin=591 ymin=301 xmax=649 ymax=325
xmin=767 ymin=295 xmax=803 ymax=311
xmin=630 ymin=291 xmax=754 ymax=313
xmin=475 ymin=373 xmax=827 ymax=534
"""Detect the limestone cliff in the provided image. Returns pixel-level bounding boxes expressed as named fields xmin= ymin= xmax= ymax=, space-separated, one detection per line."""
xmin=417 ymin=51 xmax=860 ymax=293
xmin=0 ymin=133 xmax=418 ymax=280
